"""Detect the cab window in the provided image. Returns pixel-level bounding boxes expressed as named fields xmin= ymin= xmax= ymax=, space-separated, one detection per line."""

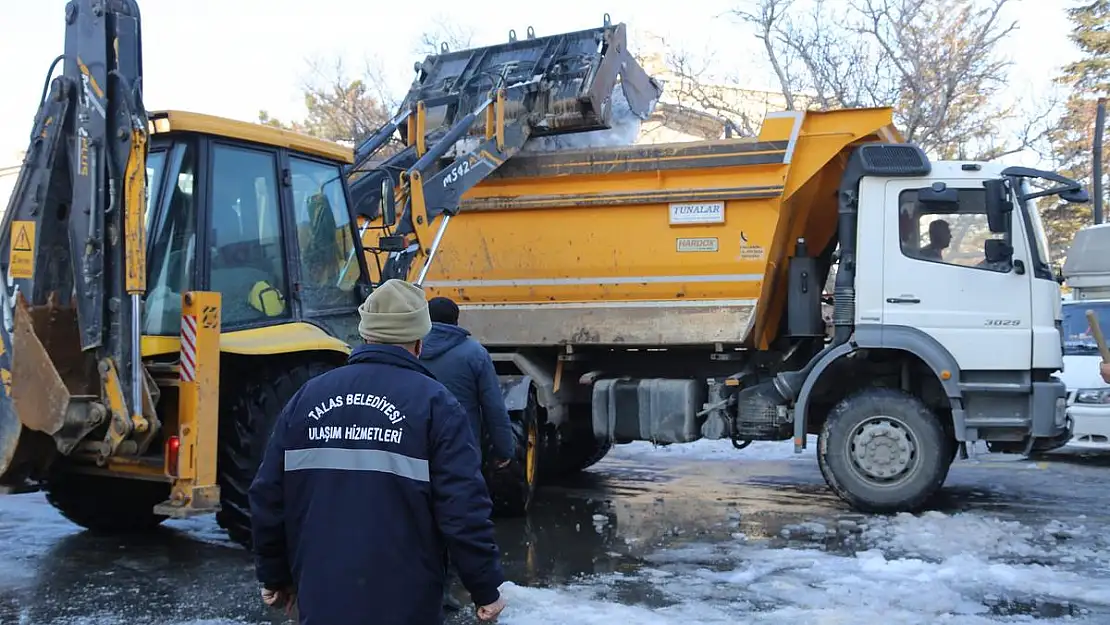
xmin=143 ymin=143 xmax=197 ymax=336
xmin=289 ymin=155 xmax=360 ymax=312
xmin=209 ymin=144 xmax=290 ymax=327
xmin=144 ymin=150 xmax=166 ymax=230
xmin=897 ymin=188 xmax=1011 ymax=273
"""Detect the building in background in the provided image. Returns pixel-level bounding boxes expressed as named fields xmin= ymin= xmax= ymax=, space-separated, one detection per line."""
xmin=633 ymin=44 xmax=800 ymax=145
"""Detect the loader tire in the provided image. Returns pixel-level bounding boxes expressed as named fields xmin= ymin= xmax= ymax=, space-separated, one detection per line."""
xmin=817 ymin=387 xmax=953 ymax=513
xmin=45 ymin=472 xmax=170 ymax=533
xmin=217 ymin=360 xmax=336 ymax=548
xmin=488 ymin=385 xmax=541 ymax=517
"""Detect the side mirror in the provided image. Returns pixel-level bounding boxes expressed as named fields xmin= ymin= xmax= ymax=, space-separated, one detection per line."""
xmin=1052 ymin=263 xmax=1066 ymax=284
xmin=1060 ymin=187 xmax=1090 ymax=204
xmin=983 ymin=179 xmax=1011 ymax=234
xmin=380 ymin=177 xmax=397 ymax=228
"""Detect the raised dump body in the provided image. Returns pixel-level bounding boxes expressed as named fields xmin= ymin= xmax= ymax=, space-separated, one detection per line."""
xmin=421 ymin=108 xmax=900 ymax=350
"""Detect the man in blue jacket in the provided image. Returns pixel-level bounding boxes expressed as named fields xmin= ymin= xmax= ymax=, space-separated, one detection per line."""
xmin=420 ymin=296 xmax=516 ymax=466
xmin=247 ymin=279 xmax=507 ymax=625
xmin=419 ymin=296 xmax=517 ymax=612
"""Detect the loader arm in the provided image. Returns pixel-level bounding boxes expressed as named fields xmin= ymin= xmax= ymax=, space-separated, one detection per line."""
xmin=347 ymin=17 xmax=662 ymax=285
xmin=0 ymin=0 xmax=151 ymax=485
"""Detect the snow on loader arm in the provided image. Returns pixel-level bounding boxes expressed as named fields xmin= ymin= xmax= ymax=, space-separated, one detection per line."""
xmin=345 ymin=15 xmax=663 ymax=287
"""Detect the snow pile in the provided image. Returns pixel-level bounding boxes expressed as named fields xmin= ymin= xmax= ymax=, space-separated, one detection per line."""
xmin=864 ymin=511 xmax=1110 ymax=566
xmin=607 ymin=435 xmax=817 ymax=463
xmin=489 ymin=510 xmax=1110 ymax=624
xmin=520 ymin=84 xmax=655 ymax=153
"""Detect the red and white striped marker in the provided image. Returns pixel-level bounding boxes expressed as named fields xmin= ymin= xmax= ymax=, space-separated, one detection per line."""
xmin=179 ymin=314 xmax=197 ymax=382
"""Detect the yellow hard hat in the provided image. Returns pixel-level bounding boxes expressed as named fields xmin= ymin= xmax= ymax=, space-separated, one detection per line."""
xmin=248 ymin=281 xmax=286 ymax=317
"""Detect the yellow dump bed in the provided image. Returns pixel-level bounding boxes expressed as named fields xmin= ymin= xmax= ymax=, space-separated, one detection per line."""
xmin=421 ymin=107 xmax=901 ymax=349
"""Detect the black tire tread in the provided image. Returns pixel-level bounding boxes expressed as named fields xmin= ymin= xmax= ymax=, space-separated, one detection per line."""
xmin=549 ymin=436 xmax=613 ymax=478
xmin=818 ymin=387 xmax=952 ymax=513
xmin=216 ymin=359 xmax=335 ymax=548
xmin=487 ymin=387 xmax=540 ymax=517
xmin=44 ymin=472 xmax=170 ymax=533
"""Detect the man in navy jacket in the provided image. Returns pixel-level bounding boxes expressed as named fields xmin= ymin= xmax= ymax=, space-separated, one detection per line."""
xmin=419 ymin=296 xmax=516 ymax=466
xmin=419 ymin=296 xmax=516 ymax=612
xmin=248 ymin=279 xmax=507 ymax=625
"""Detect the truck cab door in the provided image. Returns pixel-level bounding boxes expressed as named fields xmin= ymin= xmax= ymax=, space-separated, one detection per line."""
xmin=882 ymin=180 xmax=1033 ymax=371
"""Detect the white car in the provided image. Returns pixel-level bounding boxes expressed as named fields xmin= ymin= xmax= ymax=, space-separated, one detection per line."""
xmin=1059 ymin=298 xmax=1110 ymax=449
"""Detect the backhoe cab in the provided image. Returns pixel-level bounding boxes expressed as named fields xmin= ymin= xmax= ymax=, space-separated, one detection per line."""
xmin=1 ymin=103 xmax=369 ymax=541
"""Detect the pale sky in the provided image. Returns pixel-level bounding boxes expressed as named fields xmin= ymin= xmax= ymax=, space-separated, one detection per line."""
xmin=0 ymin=0 xmax=1081 ymax=165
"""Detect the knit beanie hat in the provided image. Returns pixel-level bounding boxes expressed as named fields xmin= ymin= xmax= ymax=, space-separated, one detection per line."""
xmin=357 ymin=279 xmax=432 ymax=344
xmin=428 ymin=296 xmax=460 ymax=325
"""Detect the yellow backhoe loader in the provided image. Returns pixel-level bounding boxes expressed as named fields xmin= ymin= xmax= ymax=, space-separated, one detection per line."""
xmin=0 ymin=0 xmax=655 ymax=544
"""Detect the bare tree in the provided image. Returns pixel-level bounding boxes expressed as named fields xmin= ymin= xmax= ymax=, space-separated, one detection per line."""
xmin=632 ymin=34 xmax=778 ymax=140
xmin=258 ymin=54 xmax=398 ymax=149
xmin=258 ymin=19 xmax=479 ymax=156
xmin=726 ymin=0 xmax=1058 ymax=161
xmin=415 ymin=15 xmax=475 ymax=56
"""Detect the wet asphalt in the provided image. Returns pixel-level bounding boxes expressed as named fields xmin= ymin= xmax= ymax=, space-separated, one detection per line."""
xmin=1 ymin=442 xmax=1109 ymax=624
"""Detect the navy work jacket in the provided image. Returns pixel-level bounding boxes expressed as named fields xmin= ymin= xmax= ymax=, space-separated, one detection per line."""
xmin=248 ymin=343 xmax=505 ymax=625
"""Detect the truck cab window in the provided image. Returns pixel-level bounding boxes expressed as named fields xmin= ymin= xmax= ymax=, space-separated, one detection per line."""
xmin=897 ymin=188 xmax=1010 ymax=273
xmin=209 ymin=145 xmax=290 ymax=327
xmin=143 ymin=143 xmax=197 ymax=336
xmin=289 ymin=155 xmax=360 ymax=312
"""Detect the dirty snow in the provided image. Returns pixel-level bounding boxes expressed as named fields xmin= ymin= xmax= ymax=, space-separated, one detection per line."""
xmin=608 ymin=436 xmax=816 ymax=462
xmin=443 ymin=81 xmax=653 ymax=160
xmin=520 ymin=83 xmax=654 ymax=153
xmin=494 ymin=510 xmax=1110 ymax=624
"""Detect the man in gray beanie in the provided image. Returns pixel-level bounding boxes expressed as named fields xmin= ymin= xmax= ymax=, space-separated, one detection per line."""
xmin=249 ymin=279 xmax=508 ymax=625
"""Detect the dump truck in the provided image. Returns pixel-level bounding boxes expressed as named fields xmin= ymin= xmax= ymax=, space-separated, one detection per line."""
xmin=0 ymin=2 xmax=654 ymax=543
xmin=352 ymin=56 xmax=1091 ymax=510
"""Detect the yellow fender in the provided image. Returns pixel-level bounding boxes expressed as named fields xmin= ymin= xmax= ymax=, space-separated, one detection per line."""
xmin=141 ymin=322 xmax=351 ymax=358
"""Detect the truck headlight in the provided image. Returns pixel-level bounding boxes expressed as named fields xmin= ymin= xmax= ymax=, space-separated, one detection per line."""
xmin=1074 ymin=388 xmax=1110 ymax=405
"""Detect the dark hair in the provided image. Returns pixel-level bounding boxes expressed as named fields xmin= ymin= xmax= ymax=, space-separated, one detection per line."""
xmin=428 ymin=296 xmax=460 ymax=325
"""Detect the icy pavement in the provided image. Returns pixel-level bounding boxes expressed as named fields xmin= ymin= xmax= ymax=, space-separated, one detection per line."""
xmin=1 ymin=437 xmax=1109 ymax=624
xmin=495 ymin=510 xmax=1110 ymax=624
xmin=484 ymin=438 xmax=1110 ymax=624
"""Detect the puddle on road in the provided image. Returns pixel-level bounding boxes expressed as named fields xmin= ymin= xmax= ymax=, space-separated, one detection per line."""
xmin=987 ymin=597 xmax=1088 ymax=619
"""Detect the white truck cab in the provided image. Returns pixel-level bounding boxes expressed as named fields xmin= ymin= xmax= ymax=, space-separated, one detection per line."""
xmin=1060 ymin=224 xmax=1110 ymax=449
xmin=857 ymin=161 xmax=1064 ymax=378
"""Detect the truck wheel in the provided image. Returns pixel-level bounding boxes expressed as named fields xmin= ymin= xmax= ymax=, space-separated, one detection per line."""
xmin=44 ymin=472 xmax=170 ymax=533
xmin=216 ymin=360 xmax=336 ymax=548
xmin=488 ymin=385 xmax=541 ymax=517
xmin=549 ymin=435 xmax=612 ymax=478
xmin=817 ymin=387 xmax=952 ymax=513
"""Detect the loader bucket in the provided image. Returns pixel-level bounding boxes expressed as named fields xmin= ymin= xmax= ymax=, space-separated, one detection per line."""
xmin=397 ymin=16 xmax=662 ymax=144
xmin=0 ymin=295 xmax=95 ymax=488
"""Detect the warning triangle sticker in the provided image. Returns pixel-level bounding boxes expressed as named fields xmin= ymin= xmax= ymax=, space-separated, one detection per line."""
xmin=12 ymin=225 xmax=31 ymax=252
